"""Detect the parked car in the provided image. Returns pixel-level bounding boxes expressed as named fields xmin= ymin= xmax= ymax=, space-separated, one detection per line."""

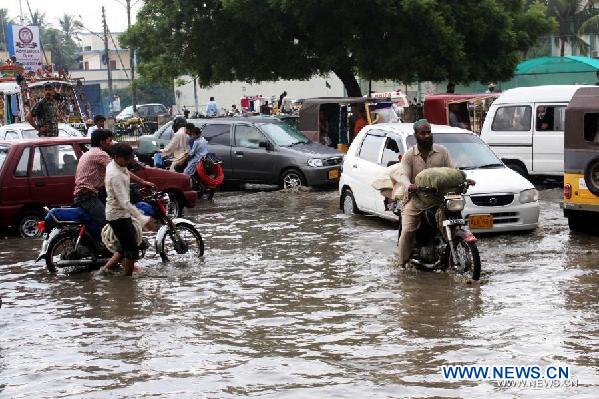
xmin=116 ymin=103 xmax=170 ymax=121
xmin=480 ymin=85 xmax=592 ymax=177
xmin=339 ymin=123 xmax=540 ymax=233
xmin=0 ymin=123 xmax=83 ymax=139
xmin=138 ymin=117 xmax=343 ymax=188
xmin=0 ymin=137 xmax=197 ymax=238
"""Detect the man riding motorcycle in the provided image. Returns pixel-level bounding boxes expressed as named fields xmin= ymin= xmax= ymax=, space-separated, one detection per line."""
xmin=393 ymin=119 xmax=462 ymax=268
xmin=73 ymin=129 xmax=154 ymax=229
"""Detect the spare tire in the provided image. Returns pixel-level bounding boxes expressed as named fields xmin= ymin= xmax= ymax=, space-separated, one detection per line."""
xmin=584 ymin=156 xmax=599 ymax=197
xmin=196 ymin=161 xmax=225 ymax=188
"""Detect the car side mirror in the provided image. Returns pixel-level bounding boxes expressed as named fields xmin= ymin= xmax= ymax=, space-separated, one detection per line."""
xmin=259 ymin=141 xmax=273 ymax=151
xmin=159 ymin=144 xmax=165 ymax=149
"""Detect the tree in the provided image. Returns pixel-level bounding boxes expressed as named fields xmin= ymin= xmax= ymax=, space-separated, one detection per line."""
xmin=42 ymin=27 xmax=79 ymax=71
xmin=0 ymin=8 xmax=13 ymax=52
xmin=123 ymin=0 xmax=555 ymax=97
xmin=546 ymin=0 xmax=599 ymax=56
xmin=58 ymin=14 xmax=83 ymax=41
xmin=26 ymin=10 xmax=48 ymax=30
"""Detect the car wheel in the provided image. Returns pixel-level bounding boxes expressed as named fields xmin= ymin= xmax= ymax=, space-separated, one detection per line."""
xmin=506 ymin=162 xmax=528 ymax=178
xmin=16 ymin=210 xmax=44 ymax=238
xmin=584 ymin=156 xmax=599 ymax=197
xmin=165 ymin=192 xmax=183 ymax=218
xmin=280 ymin=169 xmax=306 ymax=189
xmin=568 ymin=214 xmax=590 ymax=233
xmin=341 ymin=189 xmax=361 ymax=215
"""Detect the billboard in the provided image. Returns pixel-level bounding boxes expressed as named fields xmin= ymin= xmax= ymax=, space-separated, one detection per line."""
xmin=6 ymin=24 xmax=43 ymax=72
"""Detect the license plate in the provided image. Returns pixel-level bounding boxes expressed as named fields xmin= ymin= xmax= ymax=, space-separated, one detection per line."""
xmin=328 ymin=169 xmax=339 ymax=179
xmin=469 ymin=214 xmax=493 ymax=229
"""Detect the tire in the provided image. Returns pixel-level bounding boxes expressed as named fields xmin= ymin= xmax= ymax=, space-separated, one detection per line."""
xmin=16 ymin=210 xmax=44 ymax=238
xmin=280 ymin=169 xmax=306 ymax=189
xmin=450 ymin=237 xmax=481 ymax=281
xmin=341 ymin=189 xmax=361 ymax=215
xmin=584 ymin=156 xmax=599 ymax=197
xmin=506 ymin=162 xmax=528 ymax=179
xmin=45 ymin=230 xmax=97 ymax=273
xmin=159 ymin=222 xmax=204 ymax=262
xmin=568 ymin=214 xmax=591 ymax=233
xmin=165 ymin=191 xmax=183 ymax=218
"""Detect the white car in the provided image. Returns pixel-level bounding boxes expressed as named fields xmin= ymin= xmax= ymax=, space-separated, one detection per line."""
xmin=0 ymin=123 xmax=83 ymax=139
xmin=339 ymin=123 xmax=540 ymax=233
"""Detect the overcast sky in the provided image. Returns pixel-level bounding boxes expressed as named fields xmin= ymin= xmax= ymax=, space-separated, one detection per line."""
xmin=4 ymin=0 xmax=144 ymax=34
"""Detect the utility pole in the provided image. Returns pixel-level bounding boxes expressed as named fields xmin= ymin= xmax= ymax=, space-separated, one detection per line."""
xmin=126 ymin=0 xmax=137 ymax=112
xmin=19 ymin=0 xmax=24 ymax=24
xmin=193 ymin=77 xmax=199 ymax=115
xmin=102 ymin=6 xmax=114 ymax=115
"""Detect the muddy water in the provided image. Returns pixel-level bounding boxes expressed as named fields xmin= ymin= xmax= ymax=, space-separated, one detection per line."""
xmin=0 ymin=188 xmax=597 ymax=398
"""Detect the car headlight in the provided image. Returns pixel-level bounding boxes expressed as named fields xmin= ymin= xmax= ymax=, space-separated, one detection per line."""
xmin=307 ymin=158 xmax=324 ymax=167
xmin=151 ymin=140 xmax=157 ymax=146
xmin=519 ymin=188 xmax=539 ymax=203
xmin=446 ymin=197 xmax=465 ymax=212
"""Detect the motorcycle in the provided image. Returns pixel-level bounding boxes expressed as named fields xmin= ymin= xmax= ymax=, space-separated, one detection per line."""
xmin=36 ymin=188 xmax=204 ymax=273
xmin=394 ymin=182 xmax=481 ymax=281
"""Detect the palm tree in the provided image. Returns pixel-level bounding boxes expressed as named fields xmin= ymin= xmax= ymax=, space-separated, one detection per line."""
xmin=58 ymin=14 xmax=83 ymax=41
xmin=546 ymin=0 xmax=599 ymax=56
xmin=26 ymin=10 xmax=47 ymax=30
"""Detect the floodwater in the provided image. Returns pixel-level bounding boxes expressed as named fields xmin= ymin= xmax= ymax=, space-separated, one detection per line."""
xmin=0 ymin=187 xmax=597 ymax=398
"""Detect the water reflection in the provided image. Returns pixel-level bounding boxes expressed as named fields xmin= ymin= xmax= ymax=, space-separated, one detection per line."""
xmin=0 ymin=187 xmax=597 ymax=397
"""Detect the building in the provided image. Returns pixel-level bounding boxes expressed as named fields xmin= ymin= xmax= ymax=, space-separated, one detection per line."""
xmin=70 ymin=32 xmax=131 ymax=90
xmin=173 ymin=75 xmax=345 ymax=115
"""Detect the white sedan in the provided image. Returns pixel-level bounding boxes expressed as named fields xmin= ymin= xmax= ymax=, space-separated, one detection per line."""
xmin=0 ymin=123 xmax=84 ymax=140
xmin=339 ymin=123 xmax=540 ymax=233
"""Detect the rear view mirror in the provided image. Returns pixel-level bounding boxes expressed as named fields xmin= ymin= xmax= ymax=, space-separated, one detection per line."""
xmin=259 ymin=141 xmax=273 ymax=151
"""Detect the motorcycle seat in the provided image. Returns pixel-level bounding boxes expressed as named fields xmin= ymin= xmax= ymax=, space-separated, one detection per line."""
xmin=47 ymin=207 xmax=92 ymax=223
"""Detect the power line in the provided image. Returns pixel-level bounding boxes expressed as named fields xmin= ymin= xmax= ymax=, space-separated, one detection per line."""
xmin=107 ymin=27 xmax=130 ymax=80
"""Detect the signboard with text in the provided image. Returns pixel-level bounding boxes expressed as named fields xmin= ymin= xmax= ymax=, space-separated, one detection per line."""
xmin=6 ymin=24 xmax=43 ymax=72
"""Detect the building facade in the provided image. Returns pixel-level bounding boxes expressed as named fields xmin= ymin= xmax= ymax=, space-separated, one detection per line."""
xmin=70 ymin=32 xmax=131 ymax=90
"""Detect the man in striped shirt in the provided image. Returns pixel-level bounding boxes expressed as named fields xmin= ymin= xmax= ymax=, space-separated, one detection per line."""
xmin=74 ymin=129 xmax=153 ymax=229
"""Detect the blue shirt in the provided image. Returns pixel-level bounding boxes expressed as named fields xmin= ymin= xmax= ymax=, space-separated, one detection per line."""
xmin=184 ymin=137 xmax=208 ymax=176
xmin=206 ymin=101 xmax=219 ymax=117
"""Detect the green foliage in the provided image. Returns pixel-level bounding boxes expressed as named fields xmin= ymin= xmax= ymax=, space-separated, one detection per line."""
xmin=122 ymin=0 xmax=555 ymax=96
xmin=546 ymin=0 xmax=598 ymax=56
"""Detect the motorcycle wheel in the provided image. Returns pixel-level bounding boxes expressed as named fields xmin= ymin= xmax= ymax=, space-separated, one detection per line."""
xmin=450 ymin=237 xmax=481 ymax=281
xmin=45 ymin=230 xmax=97 ymax=273
xmin=159 ymin=222 xmax=204 ymax=262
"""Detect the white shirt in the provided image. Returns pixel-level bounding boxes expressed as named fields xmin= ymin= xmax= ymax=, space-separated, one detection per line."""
xmin=105 ymin=160 xmax=150 ymax=225
xmin=162 ymin=127 xmax=189 ymax=161
xmin=87 ymin=125 xmax=99 ymax=136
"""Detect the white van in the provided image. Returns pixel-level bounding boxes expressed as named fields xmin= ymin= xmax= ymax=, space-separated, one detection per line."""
xmin=480 ymin=85 xmax=592 ymax=177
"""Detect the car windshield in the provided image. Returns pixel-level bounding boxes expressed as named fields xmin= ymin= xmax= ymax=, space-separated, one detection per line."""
xmin=0 ymin=145 xmax=9 ymax=172
xmin=406 ymin=133 xmax=503 ymax=170
xmin=117 ymin=106 xmax=134 ymax=119
xmin=22 ymin=129 xmax=38 ymax=138
xmin=260 ymin=123 xmax=310 ymax=146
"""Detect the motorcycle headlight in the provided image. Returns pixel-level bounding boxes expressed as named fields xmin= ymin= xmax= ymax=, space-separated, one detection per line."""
xmin=446 ymin=197 xmax=465 ymax=212
xmin=307 ymin=158 xmax=324 ymax=167
xmin=519 ymin=188 xmax=539 ymax=203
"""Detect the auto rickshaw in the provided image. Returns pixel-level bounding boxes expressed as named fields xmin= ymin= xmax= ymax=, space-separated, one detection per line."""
xmin=423 ymin=93 xmax=497 ymax=133
xmin=563 ymin=87 xmax=599 ymax=232
xmin=297 ymin=97 xmax=399 ymax=152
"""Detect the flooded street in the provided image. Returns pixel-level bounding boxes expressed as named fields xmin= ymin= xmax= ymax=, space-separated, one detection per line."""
xmin=0 ymin=187 xmax=597 ymax=398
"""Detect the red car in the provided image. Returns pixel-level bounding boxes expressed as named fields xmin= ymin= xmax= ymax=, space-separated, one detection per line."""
xmin=0 ymin=137 xmax=197 ymax=237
